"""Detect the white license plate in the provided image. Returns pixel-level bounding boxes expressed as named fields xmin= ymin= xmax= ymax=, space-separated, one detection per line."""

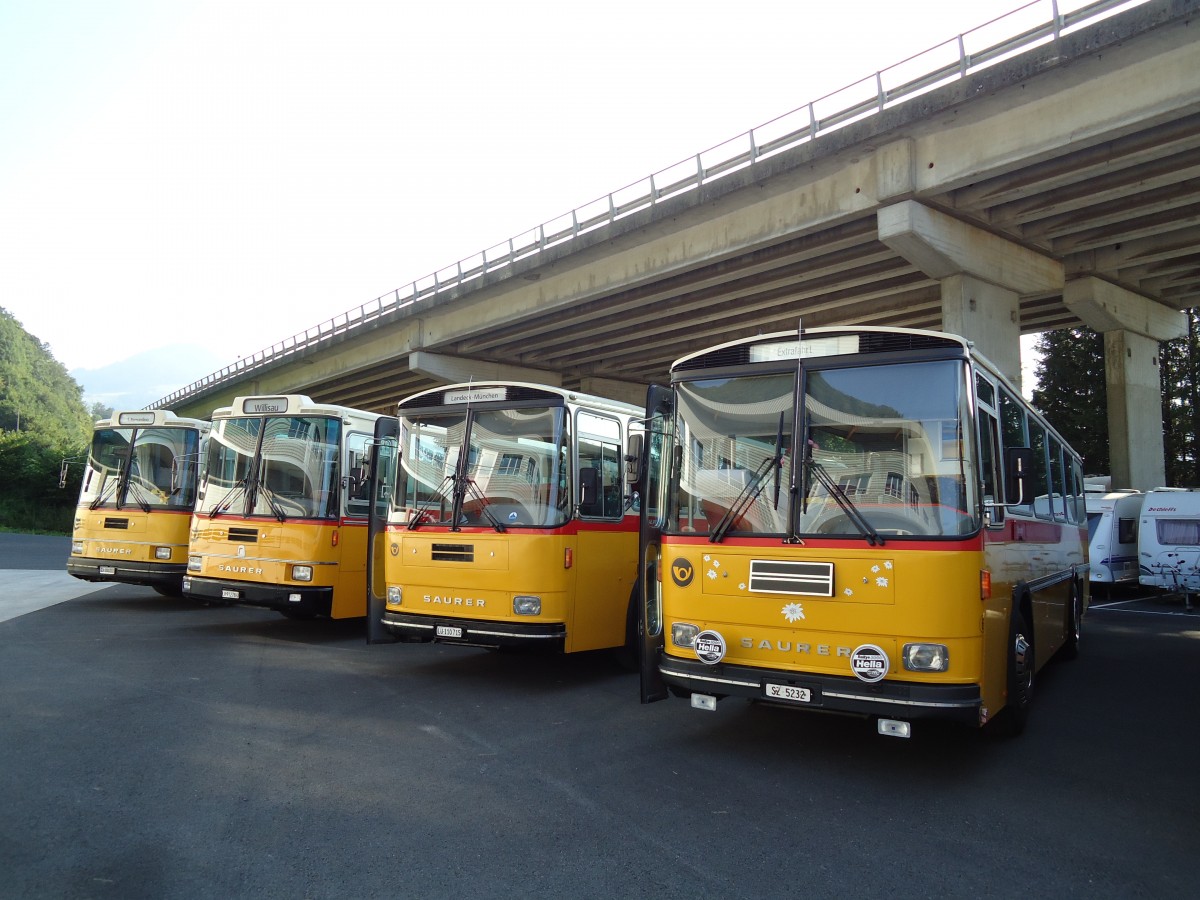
xmin=221 ymin=589 xmax=240 ymax=600
xmin=99 ymin=566 xmax=116 ymax=576
xmin=764 ymin=682 xmax=812 ymax=703
xmin=436 ymin=624 xmax=463 ymax=639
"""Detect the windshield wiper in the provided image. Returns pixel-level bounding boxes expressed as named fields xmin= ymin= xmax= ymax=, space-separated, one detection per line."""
xmin=124 ymin=480 xmax=154 ymax=513
xmin=463 ymin=477 xmax=506 ymax=533
xmin=709 ymin=453 xmax=781 ymax=544
xmin=805 ymin=458 xmax=884 ymax=546
xmin=254 ymin=480 xmax=289 ymax=522
xmin=209 ymin=478 xmax=249 ymax=519
xmin=89 ymin=473 xmax=124 ymax=511
xmin=407 ymin=475 xmax=455 ymax=530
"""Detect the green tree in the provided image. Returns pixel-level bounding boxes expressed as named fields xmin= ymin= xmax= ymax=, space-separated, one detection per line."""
xmin=1031 ymin=327 xmax=1109 ymax=476
xmin=89 ymin=401 xmax=115 ymax=421
xmin=0 ymin=307 xmax=93 ymax=532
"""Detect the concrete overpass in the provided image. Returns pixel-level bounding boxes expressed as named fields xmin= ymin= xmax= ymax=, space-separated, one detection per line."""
xmin=157 ymin=0 xmax=1199 ymax=491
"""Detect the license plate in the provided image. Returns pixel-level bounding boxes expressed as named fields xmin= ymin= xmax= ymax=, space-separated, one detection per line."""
xmin=99 ymin=566 xmax=116 ymax=576
xmin=763 ymin=682 xmax=812 ymax=703
xmin=221 ymin=589 xmax=240 ymax=600
xmin=436 ymin=624 xmax=463 ymax=639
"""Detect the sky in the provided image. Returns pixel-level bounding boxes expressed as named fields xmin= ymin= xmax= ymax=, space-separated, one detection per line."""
xmin=1 ymin=0 xmax=1044 ymax=398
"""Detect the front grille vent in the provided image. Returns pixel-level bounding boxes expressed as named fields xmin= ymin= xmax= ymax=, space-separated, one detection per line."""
xmin=432 ymin=543 xmax=474 ymax=562
xmin=228 ymin=527 xmax=259 ymax=543
xmin=749 ymin=559 xmax=834 ymax=597
xmin=103 ymin=518 xmax=130 ymax=529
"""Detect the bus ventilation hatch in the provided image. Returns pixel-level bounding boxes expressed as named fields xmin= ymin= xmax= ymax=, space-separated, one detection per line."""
xmin=228 ymin=527 xmax=259 ymax=543
xmin=103 ymin=518 xmax=130 ymax=529
xmin=749 ymin=560 xmax=834 ymax=597
xmin=432 ymin=544 xmax=474 ymax=562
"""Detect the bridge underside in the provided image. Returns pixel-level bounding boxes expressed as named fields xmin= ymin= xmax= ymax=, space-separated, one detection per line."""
xmin=171 ymin=1 xmax=1199 ymax=490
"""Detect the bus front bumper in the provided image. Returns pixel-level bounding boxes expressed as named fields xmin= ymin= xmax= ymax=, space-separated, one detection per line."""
xmin=659 ymin=655 xmax=982 ymax=725
xmin=67 ymin=558 xmax=186 ymax=590
xmin=381 ymin=610 xmax=566 ymax=651
xmin=182 ymin=576 xmax=333 ymax=618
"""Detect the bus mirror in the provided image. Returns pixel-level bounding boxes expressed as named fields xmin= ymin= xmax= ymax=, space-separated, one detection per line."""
xmin=59 ymin=458 xmax=69 ymax=489
xmin=1004 ymin=447 xmax=1034 ymax=505
xmin=625 ymin=433 xmax=643 ymax=484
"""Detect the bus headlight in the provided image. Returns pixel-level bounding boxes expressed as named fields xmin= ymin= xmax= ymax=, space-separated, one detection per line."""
xmin=387 ymin=586 xmax=402 ymax=606
xmin=188 ymin=556 xmax=202 ymax=572
xmin=513 ymin=595 xmax=541 ymax=616
xmin=154 ymin=546 xmax=172 ymax=561
xmin=671 ymin=623 xmax=699 ymax=648
xmin=903 ymin=643 xmax=949 ymax=672
xmin=291 ymin=565 xmax=313 ymax=582
xmin=72 ymin=541 xmax=84 ymax=555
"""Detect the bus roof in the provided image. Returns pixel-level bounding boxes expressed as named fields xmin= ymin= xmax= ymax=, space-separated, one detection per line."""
xmin=396 ymin=381 xmax=641 ymax=418
xmin=212 ymin=394 xmax=383 ymax=424
xmin=96 ymin=410 xmax=210 ymax=430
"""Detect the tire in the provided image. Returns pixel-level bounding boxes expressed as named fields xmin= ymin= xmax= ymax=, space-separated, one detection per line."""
xmin=1060 ymin=582 xmax=1082 ymax=661
xmin=152 ymin=585 xmax=183 ymax=598
xmin=992 ymin=608 xmax=1034 ymax=737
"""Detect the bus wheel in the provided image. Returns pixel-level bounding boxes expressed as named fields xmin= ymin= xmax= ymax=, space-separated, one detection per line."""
xmin=993 ymin=610 xmax=1034 ymax=737
xmin=1060 ymin=583 xmax=1082 ymax=661
xmin=152 ymin=585 xmax=183 ymax=598
xmin=612 ymin=595 xmax=639 ymax=672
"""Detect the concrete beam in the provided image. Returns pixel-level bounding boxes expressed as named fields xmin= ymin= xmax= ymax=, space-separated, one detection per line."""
xmin=878 ymin=200 xmax=1063 ymax=294
xmin=408 ymin=351 xmax=562 ymax=386
xmin=1063 ymin=276 xmax=1186 ymax=342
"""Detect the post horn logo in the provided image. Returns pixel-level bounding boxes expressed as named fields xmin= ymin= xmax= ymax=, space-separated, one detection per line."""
xmin=671 ymin=559 xmax=694 ymax=587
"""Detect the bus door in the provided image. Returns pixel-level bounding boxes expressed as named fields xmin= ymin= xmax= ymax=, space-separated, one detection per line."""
xmin=366 ymin=416 xmax=400 ymax=644
xmin=638 ymin=384 xmax=673 ymax=703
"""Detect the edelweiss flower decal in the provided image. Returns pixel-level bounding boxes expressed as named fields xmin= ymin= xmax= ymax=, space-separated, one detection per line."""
xmin=781 ymin=602 xmax=805 ymax=622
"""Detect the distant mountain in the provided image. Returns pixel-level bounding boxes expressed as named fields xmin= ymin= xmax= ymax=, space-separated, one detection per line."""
xmin=73 ymin=344 xmax=228 ymax=412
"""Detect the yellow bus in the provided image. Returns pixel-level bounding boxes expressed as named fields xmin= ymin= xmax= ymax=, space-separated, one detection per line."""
xmin=67 ymin=410 xmax=210 ymax=596
xmin=366 ymin=382 xmax=643 ymax=655
xmin=183 ymin=395 xmax=381 ymax=619
xmin=637 ymin=326 xmax=1088 ymax=737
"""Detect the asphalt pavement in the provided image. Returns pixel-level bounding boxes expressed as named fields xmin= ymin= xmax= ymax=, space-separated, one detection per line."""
xmin=1 ymin=532 xmax=1197 ymax=899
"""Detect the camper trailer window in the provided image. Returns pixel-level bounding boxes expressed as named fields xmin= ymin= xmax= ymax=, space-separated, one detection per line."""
xmin=1157 ymin=519 xmax=1200 ymax=546
xmin=1118 ymin=518 xmax=1138 ymax=544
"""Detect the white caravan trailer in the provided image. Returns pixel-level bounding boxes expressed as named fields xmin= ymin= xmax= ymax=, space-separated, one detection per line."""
xmin=1086 ymin=490 xmax=1143 ymax=593
xmin=1138 ymin=487 xmax=1200 ymax=610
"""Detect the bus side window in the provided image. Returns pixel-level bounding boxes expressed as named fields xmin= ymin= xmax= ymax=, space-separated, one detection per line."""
xmin=1000 ymin=389 xmax=1032 ymax=517
xmin=577 ymin=411 xmax=623 ymax=519
xmin=978 ymin=406 xmax=1003 ymax=524
xmin=345 ymin=433 xmax=371 ymax=518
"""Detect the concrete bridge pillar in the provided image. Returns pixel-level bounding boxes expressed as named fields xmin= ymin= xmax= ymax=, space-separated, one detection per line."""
xmin=1064 ymin=277 xmax=1186 ymax=491
xmin=877 ymin=200 xmax=1063 ymax=389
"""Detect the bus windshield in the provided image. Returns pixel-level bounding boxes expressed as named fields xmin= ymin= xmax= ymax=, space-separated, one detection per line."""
xmin=196 ymin=415 xmax=343 ymax=520
xmin=80 ymin=426 xmax=201 ymax=511
xmin=671 ymin=359 xmax=979 ymax=538
xmin=397 ymin=406 xmax=569 ymax=528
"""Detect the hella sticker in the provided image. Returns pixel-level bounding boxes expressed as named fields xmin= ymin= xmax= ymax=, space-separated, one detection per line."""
xmin=850 ymin=644 xmax=889 ymax=683
xmin=694 ymin=630 xmax=726 ymax=665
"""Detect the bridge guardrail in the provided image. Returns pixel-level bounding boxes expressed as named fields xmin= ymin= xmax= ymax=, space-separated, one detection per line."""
xmin=151 ymin=0 xmax=1146 ymax=410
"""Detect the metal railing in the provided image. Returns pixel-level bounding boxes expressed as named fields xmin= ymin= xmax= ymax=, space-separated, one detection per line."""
xmin=151 ymin=0 xmax=1148 ymax=409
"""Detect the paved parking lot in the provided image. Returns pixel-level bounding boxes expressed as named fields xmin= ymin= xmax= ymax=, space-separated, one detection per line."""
xmin=1 ymin=534 xmax=1197 ymax=899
